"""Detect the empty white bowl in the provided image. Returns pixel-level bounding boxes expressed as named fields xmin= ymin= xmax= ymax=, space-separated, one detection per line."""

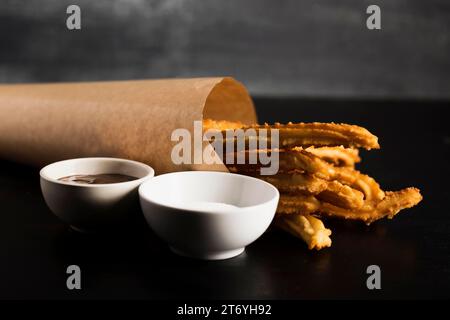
xmin=40 ymin=157 xmax=154 ymax=232
xmin=139 ymin=171 xmax=279 ymax=260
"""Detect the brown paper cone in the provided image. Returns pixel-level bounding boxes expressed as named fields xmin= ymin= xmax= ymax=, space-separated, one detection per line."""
xmin=0 ymin=77 xmax=257 ymax=174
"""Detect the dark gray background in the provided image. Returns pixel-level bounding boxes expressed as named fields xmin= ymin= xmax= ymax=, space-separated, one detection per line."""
xmin=1 ymin=0 xmax=449 ymax=98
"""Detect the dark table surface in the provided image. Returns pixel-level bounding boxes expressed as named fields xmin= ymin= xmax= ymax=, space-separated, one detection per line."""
xmin=1 ymin=98 xmax=449 ymax=299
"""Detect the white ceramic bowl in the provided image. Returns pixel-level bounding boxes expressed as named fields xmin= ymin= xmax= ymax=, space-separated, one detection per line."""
xmin=40 ymin=157 xmax=154 ymax=232
xmin=139 ymin=171 xmax=279 ymax=260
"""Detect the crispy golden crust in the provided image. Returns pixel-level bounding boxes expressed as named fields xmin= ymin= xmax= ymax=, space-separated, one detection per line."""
xmin=274 ymin=148 xmax=385 ymax=202
xmin=275 ymin=214 xmax=332 ymax=250
xmin=277 ymin=194 xmax=321 ymax=215
xmin=334 ymin=168 xmax=385 ymax=201
xmin=251 ymin=122 xmax=379 ymax=150
xmin=232 ymin=148 xmax=420 ymax=222
xmin=318 ymin=187 xmax=422 ymax=224
xmin=229 ymin=148 xmax=382 ymax=207
xmin=202 ymin=119 xmax=246 ymax=131
xmin=204 ymin=120 xmax=361 ymax=167
xmin=274 ymin=188 xmax=421 ymax=249
xmin=224 ymin=146 xmax=358 ymax=173
xmin=277 ymin=181 xmax=364 ymax=214
xmin=257 ymin=172 xmax=328 ymax=194
xmin=305 ymin=146 xmax=360 ymax=167
xmin=282 ymin=147 xmax=335 ymax=178
xmin=223 ymin=147 xmax=336 ymax=173
xmin=316 ymin=180 xmax=365 ymax=210
xmin=254 ymin=171 xmax=365 ymax=210
xmin=205 ymin=120 xmax=380 ymax=150
xmin=277 ymin=187 xmax=421 ymax=225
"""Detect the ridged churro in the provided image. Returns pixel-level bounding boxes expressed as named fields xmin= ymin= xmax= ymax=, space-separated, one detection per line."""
xmin=275 ymin=214 xmax=332 ymax=250
xmin=204 ymin=120 xmax=379 ymax=150
xmin=203 ymin=119 xmax=422 ymax=250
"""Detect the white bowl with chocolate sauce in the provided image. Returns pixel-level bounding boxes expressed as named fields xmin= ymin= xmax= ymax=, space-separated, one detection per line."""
xmin=139 ymin=171 xmax=279 ymax=260
xmin=40 ymin=157 xmax=154 ymax=232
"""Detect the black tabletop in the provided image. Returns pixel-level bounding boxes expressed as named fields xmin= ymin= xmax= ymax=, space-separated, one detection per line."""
xmin=1 ymin=98 xmax=449 ymax=299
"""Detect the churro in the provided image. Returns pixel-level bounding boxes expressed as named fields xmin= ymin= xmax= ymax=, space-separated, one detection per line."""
xmin=203 ymin=119 xmax=422 ymax=250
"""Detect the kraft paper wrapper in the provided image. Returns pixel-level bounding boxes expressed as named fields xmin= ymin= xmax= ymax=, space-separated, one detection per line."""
xmin=0 ymin=77 xmax=257 ymax=174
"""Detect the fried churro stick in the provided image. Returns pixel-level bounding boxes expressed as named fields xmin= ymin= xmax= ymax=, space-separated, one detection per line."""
xmin=275 ymin=214 xmax=332 ymax=250
xmin=216 ymin=142 xmax=359 ymax=169
xmin=229 ymin=147 xmax=382 ymax=203
xmin=202 ymin=119 xmax=245 ymax=131
xmin=274 ymin=181 xmax=365 ymax=212
xmin=317 ymin=181 xmax=365 ymax=209
xmin=223 ymin=146 xmax=356 ymax=171
xmin=319 ymin=187 xmax=422 ymax=225
xmin=305 ymin=146 xmax=360 ymax=167
xmin=285 ymin=147 xmax=335 ymax=178
xmin=277 ymin=187 xmax=421 ymax=224
xmin=276 ymin=183 xmax=369 ymax=214
xmin=333 ymin=167 xmax=385 ymax=201
xmin=257 ymin=122 xmax=379 ymax=149
xmin=256 ymin=172 xmax=328 ymax=194
xmin=282 ymin=148 xmax=385 ymax=201
xmin=235 ymin=160 xmax=367 ymax=209
xmin=204 ymin=118 xmax=422 ymax=242
xmin=222 ymin=148 xmax=332 ymax=174
xmin=224 ymin=147 xmax=353 ymax=174
xmin=204 ymin=120 xmax=380 ymax=150
xmin=277 ymin=194 xmax=321 ymax=215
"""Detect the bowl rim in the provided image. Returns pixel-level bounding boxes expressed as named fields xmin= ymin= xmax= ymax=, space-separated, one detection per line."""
xmin=40 ymin=157 xmax=155 ymax=188
xmin=139 ymin=170 xmax=280 ymax=214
